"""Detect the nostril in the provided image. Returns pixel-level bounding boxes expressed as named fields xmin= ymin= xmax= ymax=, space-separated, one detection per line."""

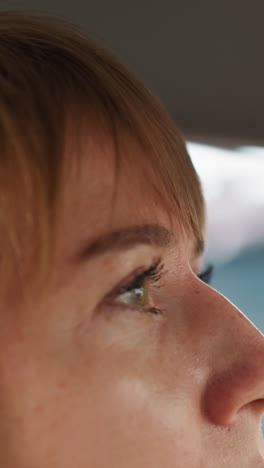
xmin=249 ymin=400 xmax=264 ymax=420
xmin=203 ymin=358 xmax=264 ymax=427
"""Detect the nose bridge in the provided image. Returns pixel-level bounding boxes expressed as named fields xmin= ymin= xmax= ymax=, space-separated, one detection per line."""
xmin=190 ymin=277 xmax=262 ymax=355
xmin=192 ymin=278 xmax=264 ymax=426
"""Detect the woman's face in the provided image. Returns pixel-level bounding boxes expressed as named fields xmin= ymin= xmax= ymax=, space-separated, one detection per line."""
xmin=1 ymin=134 xmax=264 ymax=467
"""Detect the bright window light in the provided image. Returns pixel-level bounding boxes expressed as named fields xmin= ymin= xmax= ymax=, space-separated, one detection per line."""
xmin=187 ymin=142 xmax=264 ymax=264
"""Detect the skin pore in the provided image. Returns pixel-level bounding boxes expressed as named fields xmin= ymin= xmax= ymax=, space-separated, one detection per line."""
xmin=0 ymin=131 xmax=264 ymax=467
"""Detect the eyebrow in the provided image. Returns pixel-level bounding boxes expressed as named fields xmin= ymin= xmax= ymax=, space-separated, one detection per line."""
xmin=73 ymin=223 xmax=204 ymax=263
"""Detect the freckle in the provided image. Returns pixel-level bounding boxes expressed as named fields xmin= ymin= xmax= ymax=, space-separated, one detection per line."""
xmin=33 ymin=404 xmax=43 ymax=414
xmin=14 ymin=416 xmax=24 ymax=424
xmin=56 ymin=378 xmax=67 ymax=389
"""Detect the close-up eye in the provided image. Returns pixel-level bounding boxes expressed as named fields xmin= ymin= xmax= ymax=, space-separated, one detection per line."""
xmin=108 ymin=257 xmax=165 ymax=315
xmin=198 ymin=264 xmax=214 ymax=284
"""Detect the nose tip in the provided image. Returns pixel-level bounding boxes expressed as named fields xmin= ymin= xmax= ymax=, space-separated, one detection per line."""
xmin=204 ymin=350 xmax=264 ymax=426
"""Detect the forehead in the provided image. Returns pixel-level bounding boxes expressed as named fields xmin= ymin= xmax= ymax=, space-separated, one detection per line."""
xmin=55 ymin=131 xmax=177 ymax=261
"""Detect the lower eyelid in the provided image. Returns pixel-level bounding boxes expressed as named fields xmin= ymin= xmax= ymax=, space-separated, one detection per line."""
xmin=104 ymin=298 xmax=162 ymax=318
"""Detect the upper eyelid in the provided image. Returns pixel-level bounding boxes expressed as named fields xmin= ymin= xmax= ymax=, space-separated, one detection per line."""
xmin=105 ymin=265 xmax=149 ymax=299
xmin=116 ymin=274 xmax=144 ymax=294
xmin=107 ymin=257 xmax=163 ymax=297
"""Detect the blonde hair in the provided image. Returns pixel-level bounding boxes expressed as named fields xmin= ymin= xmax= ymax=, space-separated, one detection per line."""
xmin=0 ymin=10 xmax=204 ymax=301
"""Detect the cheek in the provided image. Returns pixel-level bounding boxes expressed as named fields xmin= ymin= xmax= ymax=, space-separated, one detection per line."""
xmin=52 ymin=369 xmax=202 ymax=467
xmin=8 ymin=330 xmax=201 ymax=468
xmin=98 ymin=374 xmax=201 ymax=461
xmin=9 ymin=366 xmax=201 ymax=467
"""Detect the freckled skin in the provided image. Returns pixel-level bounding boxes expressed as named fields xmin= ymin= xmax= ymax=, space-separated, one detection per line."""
xmin=0 ymin=135 xmax=264 ymax=467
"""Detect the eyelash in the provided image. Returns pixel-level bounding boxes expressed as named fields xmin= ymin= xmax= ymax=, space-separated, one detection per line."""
xmin=198 ymin=264 xmax=214 ymax=284
xmin=110 ymin=259 xmax=214 ymax=316
xmin=107 ymin=257 xmax=165 ymax=316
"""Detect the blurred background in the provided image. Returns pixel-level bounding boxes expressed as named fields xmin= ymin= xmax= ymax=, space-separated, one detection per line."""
xmin=1 ymin=0 xmax=263 ymax=331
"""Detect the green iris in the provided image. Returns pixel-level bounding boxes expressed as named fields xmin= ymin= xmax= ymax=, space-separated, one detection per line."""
xmin=115 ymin=284 xmax=147 ymax=306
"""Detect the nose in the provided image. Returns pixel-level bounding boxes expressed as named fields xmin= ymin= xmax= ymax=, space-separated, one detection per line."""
xmin=205 ymin=342 xmax=264 ymax=426
xmin=191 ymin=279 xmax=264 ymax=427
